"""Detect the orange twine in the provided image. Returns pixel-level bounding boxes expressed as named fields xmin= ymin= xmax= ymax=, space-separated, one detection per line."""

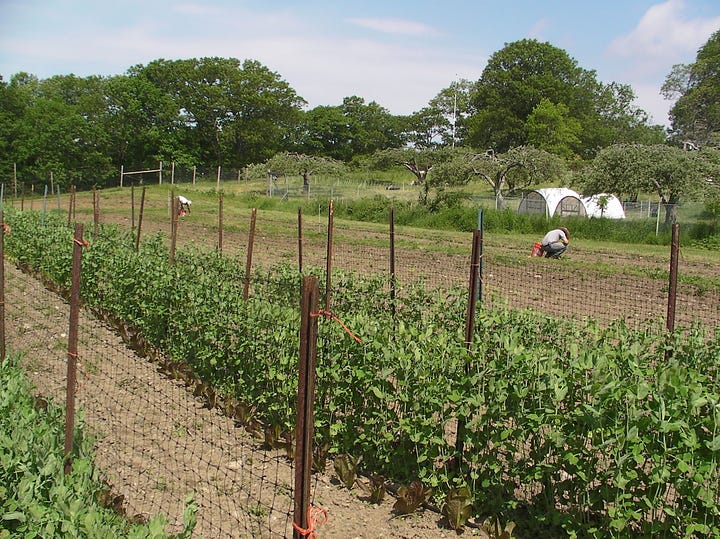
xmin=311 ymin=309 xmax=362 ymax=343
xmin=73 ymin=238 xmax=90 ymax=248
xmin=292 ymin=506 xmax=328 ymax=538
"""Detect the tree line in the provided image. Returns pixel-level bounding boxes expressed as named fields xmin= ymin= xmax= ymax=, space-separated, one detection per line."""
xmin=0 ymin=34 xmax=718 ymax=222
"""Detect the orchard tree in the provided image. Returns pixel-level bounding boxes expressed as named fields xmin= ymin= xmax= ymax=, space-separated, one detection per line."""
xmin=243 ymin=152 xmax=345 ymax=193
xmin=662 ymin=30 xmax=720 ymax=147
xmin=582 ymin=143 xmax=714 ymax=224
xmin=432 ymin=145 xmax=566 ymax=208
xmin=359 ymin=147 xmax=461 ymax=202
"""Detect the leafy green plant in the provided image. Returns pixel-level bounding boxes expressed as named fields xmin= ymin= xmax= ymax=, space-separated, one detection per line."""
xmin=393 ymin=481 xmax=432 ymax=515
xmin=367 ymin=475 xmax=386 ymax=505
xmin=333 ymin=454 xmax=360 ymax=489
xmin=443 ymin=486 xmax=473 ymax=531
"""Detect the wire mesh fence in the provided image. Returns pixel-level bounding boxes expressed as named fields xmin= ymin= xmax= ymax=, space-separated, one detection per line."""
xmin=2 ymin=194 xmax=719 ymax=538
xmin=4 ymin=261 xmax=299 ymax=537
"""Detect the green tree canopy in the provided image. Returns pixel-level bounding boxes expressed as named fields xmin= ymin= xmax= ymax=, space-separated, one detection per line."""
xmin=295 ymin=96 xmax=404 ymax=161
xmin=467 ymin=39 xmax=663 ymax=158
xmin=406 ymin=79 xmax=475 ymax=148
xmin=134 ymin=57 xmax=306 ymax=168
xmin=582 ymin=143 xmax=715 ymax=224
xmin=432 ymin=145 xmax=566 ymax=208
xmin=243 ymin=151 xmax=346 ymax=192
xmin=663 ymin=30 xmax=720 ymax=147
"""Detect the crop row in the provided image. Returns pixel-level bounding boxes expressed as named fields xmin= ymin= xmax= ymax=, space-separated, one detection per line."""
xmin=5 ymin=208 xmax=720 ymax=538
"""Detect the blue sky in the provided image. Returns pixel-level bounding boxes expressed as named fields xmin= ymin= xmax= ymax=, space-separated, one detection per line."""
xmin=1 ymin=0 xmax=719 ymax=126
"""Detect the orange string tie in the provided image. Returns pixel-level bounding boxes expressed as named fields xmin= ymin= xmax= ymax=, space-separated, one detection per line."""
xmin=73 ymin=238 xmax=90 ymax=248
xmin=311 ymin=309 xmax=362 ymax=343
xmin=292 ymin=506 xmax=328 ymax=539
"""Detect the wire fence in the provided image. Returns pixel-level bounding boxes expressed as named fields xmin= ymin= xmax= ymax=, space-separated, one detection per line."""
xmin=2 ymin=194 xmax=719 ymax=538
xmin=4 ymin=261 xmax=298 ymax=537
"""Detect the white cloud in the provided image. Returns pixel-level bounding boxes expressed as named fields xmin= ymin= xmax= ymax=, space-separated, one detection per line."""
xmin=528 ymin=17 xmax=551 ymax=40
xmin=609 ymin=0 xmax=720 ymax=66
xmin=173 ymin=4 xmax=223 ymax=16
xmin=348 ymin=18 xmax=440 ymax=37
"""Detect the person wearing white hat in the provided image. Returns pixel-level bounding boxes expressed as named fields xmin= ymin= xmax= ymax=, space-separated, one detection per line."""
xmin=177 ymin=195 xmax=192 ymax=216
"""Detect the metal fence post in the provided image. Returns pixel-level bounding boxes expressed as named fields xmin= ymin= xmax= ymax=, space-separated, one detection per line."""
xmin=243 ymin=208 xmax=257 ymax=301
xmin=294 ymin=276 xmax=319 ymax=538
xmin=218 ymin=193 xmax=224 ymax=254
xmin=0 ymin=211 xmax=5 ymax=363
xmin=135 ymin=187 xmax=146 ymax=252
xmin=64 ymin=223 xmax=84 ymax=475
xmin=325 ymin=200 xmax=334 ymax=312
xmin=665 ymin=223 xmax=680 ymax=361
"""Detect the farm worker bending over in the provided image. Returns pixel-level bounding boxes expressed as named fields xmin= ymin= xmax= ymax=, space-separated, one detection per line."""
xmin=177 ymin=195 xmax=192 ymax=217
xmin=540 ymin=227 xmax=570 ymax=259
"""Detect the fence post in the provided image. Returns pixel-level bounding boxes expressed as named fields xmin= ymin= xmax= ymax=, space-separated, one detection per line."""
xmin=455 ymin=229 xmax=483 ymax=465
xmin=131 ymin=185 xmax=135 ymax=230
xmin=42 ymin=185 xmax=48 ymax=227
xmin=243 ymin=208 xmax=257 ymax=300
xmin=477 ymin=209 xmax=484 ymax=303
xmin=665 ymin=223 xmax=680 ymax=361
xmin=135 ymin=187 xmax=146 ymax=252
xmin=298 ymin=207 xmax=303 ymax=274
xmin=92 ymin=187 xmax=99 ymax=237
xmin=294 ymin=276 xmax=319 ymax=539
xmin=324 ymin=200 xmax=334 ymax=312
xmin=389 ymin=206 xmax=396 ymax=320
xmin=170 ymin=192 xmax=178 ymax=264
xmin=218 ymin=193 xmax=223 ymax=254
xmin=64 ymin=223 xmax=84 ymax=475
xmin=67 ymin=185 xmax=75 ymax=227
xmin=0 ymin=211 xmax=5 ymax=363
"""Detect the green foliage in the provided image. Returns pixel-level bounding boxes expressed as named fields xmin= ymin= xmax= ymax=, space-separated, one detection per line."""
xmin=467 ymin=39 xmax=660 ymax=158
xmin=443 ymin=486 xmax=473 ymax=531
xmin=664 ymin=29 xmax=720 ymax=146
xmin=0 ymin=354 xmax=189 ymax=538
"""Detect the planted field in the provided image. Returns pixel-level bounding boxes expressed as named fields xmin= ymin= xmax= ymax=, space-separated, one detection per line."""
xmin=4 ymin=186 xmax=720 ymax=538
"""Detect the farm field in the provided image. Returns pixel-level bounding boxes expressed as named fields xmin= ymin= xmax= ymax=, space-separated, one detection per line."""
xmin=5 ymin=184 xmax=718 ymax=537
xmin=44 ymin=182 xmax=720 ymax=328
xmin=4 ymin=262 xmax=452 ymax=538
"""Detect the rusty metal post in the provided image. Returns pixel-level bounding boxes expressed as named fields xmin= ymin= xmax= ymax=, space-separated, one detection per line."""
xmin=455 ymin=229 xmax=483 ymax=464
xmin=294 ymin=276 xmax=319 ymax=539
xmin=218 ymin=192 xmax=224 ymax=254
xmin=131 ymin=185 xmax=135 ymax=230
xmin=665 ymin=223 xmax=680 ymax=360
xmin=0 ymin=211 xmax=5 ymax=363
xmin=243 ymin=208 xmax=257 ymax=300
xmin=92 ymin=187 xmax=99 ymax=237
xmin=464 ymin=229 xmax=482 ymax=343
xmin=477 ymin=209 xmax=484 ymax=303
xmin=64 ymin=223 xmax=84 ymax=475
xmin=324 ymin=200 xmax=334 ymax=312
xmin=389 ymin=206 xmax=396 ymax=319
xmin=298 ymin=207 xmax=303 ymax=274
xmin=135 ymin=187 xmax=146 ymax=252
xmin=67 ymin=185 xmax=75 ymax=227
xmin=170 ymin=192 xmax=178 ymax=264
